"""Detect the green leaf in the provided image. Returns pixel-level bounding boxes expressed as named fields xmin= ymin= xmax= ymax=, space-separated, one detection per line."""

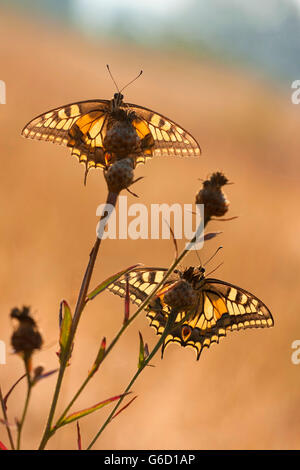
xmin=138 ymin=331 xmax=145 ymax=369
xmin=58 ymin=301 xmax=72 ymax=361
xmin=86 ymin=264 xmax=142 ymax=301
xmin=57 ymin=393 xmax=130 ymax=427
xmin=88 ymin=337 xmax=106 ymax=378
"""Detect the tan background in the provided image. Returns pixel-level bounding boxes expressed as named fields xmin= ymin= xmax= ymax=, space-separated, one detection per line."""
xmin=0 ymin=7 xmax=300 ymax=450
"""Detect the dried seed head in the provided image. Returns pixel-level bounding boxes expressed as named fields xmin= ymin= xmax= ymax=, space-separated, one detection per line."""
xmin=104 ymin=158 xmax=134 ymax=193
xmin=208 ymin=171 xmax=229 ymax=188
xmin=10 ymin=306 xmax=43 ymax=357
xmin=164 ymin=280 xmax=197 ymax=311
xmin=33 ymin=365 xmax=44 ymax=380
xmin=103 ymin=121 xmax=141 ymax=157
xmin=196 ymin=171 xmax=230 ymax=223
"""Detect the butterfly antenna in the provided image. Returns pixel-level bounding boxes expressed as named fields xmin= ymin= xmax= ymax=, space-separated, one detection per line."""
xmin=203 ymin=246 xmax=223 ymax=267
xmin=120 ymin=70 xmax=143 ymax=93
xmin=194 ymin=249 xmax=202 ymax=267
xmin=162 ymin=218 xmax=178 ymax=260
xmin=106 ymin=64 xmax=120 ymax=93
xmin=206 ymin=262 xmax=224 ymax=277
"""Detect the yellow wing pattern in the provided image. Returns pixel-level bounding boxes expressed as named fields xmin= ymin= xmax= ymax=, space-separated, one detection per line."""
xmin=21 ymin=100 xmax=110 ymax=171
xmin=129 ymin=103 xmax=201 ymax=164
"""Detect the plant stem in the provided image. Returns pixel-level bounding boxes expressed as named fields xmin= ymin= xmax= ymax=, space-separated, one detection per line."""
xmin=86 ymin=310 xmax=177 ymax=449
xmin=38 ymin=192 xmax=118 ymax=450
xmin=85 ymin=220 xmax=208 ymax=449
xmin=0 ymin=386 xmax=15 ymax=450
xmin=53 ymin=220 xmax=208 ymax=430
xmin=16 ymin=357 xmax=32 ymax=450
xmin=54 ymin=374 xmax=91 ymax=429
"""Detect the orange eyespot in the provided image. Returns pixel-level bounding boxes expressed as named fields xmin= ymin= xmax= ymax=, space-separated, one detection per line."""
xmin=181 ymin=325 xmax=192 ymax=342
xmin=105 ymin=152 xmax=113 ymax=166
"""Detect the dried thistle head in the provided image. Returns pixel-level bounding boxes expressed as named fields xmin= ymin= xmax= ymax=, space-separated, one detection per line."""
xmin=196 ymin=171 xmax=230 ymax=224
xmin=10 ymin=306 xmax=43 ymax=364
xmin=104 ymin=157 xmax=135 ymax=194
xmin=104 ymin=118 xmax=142 ymax=157
xmin=163 ymin=280 xmax=197 ymax=311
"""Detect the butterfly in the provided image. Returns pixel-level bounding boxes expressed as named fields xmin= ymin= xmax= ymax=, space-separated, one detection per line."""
xmin=21 ymin=88 xmax=201 ymax=182
xmin=107 ymin=266 xmax=274 ymax=359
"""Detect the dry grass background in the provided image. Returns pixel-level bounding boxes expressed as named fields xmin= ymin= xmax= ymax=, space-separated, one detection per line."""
xmin=0 ymin=8 xmax=300 ymax=450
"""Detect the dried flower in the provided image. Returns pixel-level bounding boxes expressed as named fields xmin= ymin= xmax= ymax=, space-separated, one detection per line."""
xmin=196 ymin=171 xmax=230 ymax=224
xmin=104 ymin=119 xmax=142 ymax=157
xmin=164 ymin=280 xmax=197 ymax=311
xmin=33 ymin=365 xmax=44 ymax=380
xmin=10 ymin=307 xmax=43 ymax=360
xmin=104 ymin=158 xmax=134 ymax=194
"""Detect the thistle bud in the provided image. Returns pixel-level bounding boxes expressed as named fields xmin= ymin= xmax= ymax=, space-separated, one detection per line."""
xmin=33 ymin=365 xmax=44 ymax=381
xmin=104 ymin=158 xmax=134 ymax=194
xmin=196 ymin=171 xmax=229 ymax=224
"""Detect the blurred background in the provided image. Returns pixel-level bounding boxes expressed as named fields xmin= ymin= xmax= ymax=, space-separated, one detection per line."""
xmin=0 ymin=0 xmax=300 ymax=450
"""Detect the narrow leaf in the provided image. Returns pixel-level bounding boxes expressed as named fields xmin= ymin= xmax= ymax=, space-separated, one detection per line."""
xmin=210 ymin=216 xmax=238 ymax=222
xmin=112 ymin=396 xmax=138 ymax=420
xmin=57 ymin=393 xmax=130 ymax=427
xmin=32 ymin=368 xmax=59 ymax=385
xmin=88 ymin=337 xmax=106 ymax=378
xmin=86 ymin=264 xmax=142 ymax=301
xmin=1 ymin=374 xmax=26 ymax=409
xmin=0 ymin=440 xmax=7 ymax=450
xmin=58 ymin=301 xmax=63 ymax=328
xmin=163 ymin=218 xmax=178 ymax=260
xmin=203 ymin=231 xmax=222 ymax=241
xmin=58 ymin=301 xmax=72 ymax=361
xmin=144 ymin=343 xmax=150 ymax=359
xmin=76 ymin=422 xmax=82 ymax=450
xmin=138 ymin=332 xmax=145 ymax=369
xmin=0 ymin=387 xmax=15 ymax=450
xmin=124 ymin=274 xmax=130 ymax=324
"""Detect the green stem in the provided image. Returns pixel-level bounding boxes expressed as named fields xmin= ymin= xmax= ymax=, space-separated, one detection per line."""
xmin=16 ymin=357 xmax=32 ymax=450
xmin=54 ymin=374 xmax=91 ymax=429
xmin=38 ymin=192 xmax=118 ymax=450
xmin=53 ymin=220 xmax=207 ymax=430
xmin=53 ymin=244 xmax=194 ymax=427
xmin=0 ymin=386 xmax=15 ymax=450
xmin=86 ymin=310 xmax=177 ymax=450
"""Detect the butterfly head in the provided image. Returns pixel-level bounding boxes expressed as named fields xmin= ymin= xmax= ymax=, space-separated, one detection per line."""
xmin=198 ymin=266 xmax=206 ymax=276
xmin=181 ymin=266 xmax=205 ymax=287
xmin=111 ymin=92 xmax=124 ymax=110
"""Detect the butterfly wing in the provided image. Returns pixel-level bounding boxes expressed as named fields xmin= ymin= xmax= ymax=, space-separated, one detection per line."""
xmin=22 ymin=100 xmax=110 ymax=170
xmin=126 ymin=103 xmax=201 ymax=164
xmin=159 ymin=279 xmax=274 ymax=359
xmin=22 ymin=99 xmax=201 ymax=174
xmin=107 ymin=268 xmax=273 ymax=360
xmin=107 ymin=267 xmax=170 ymax=307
